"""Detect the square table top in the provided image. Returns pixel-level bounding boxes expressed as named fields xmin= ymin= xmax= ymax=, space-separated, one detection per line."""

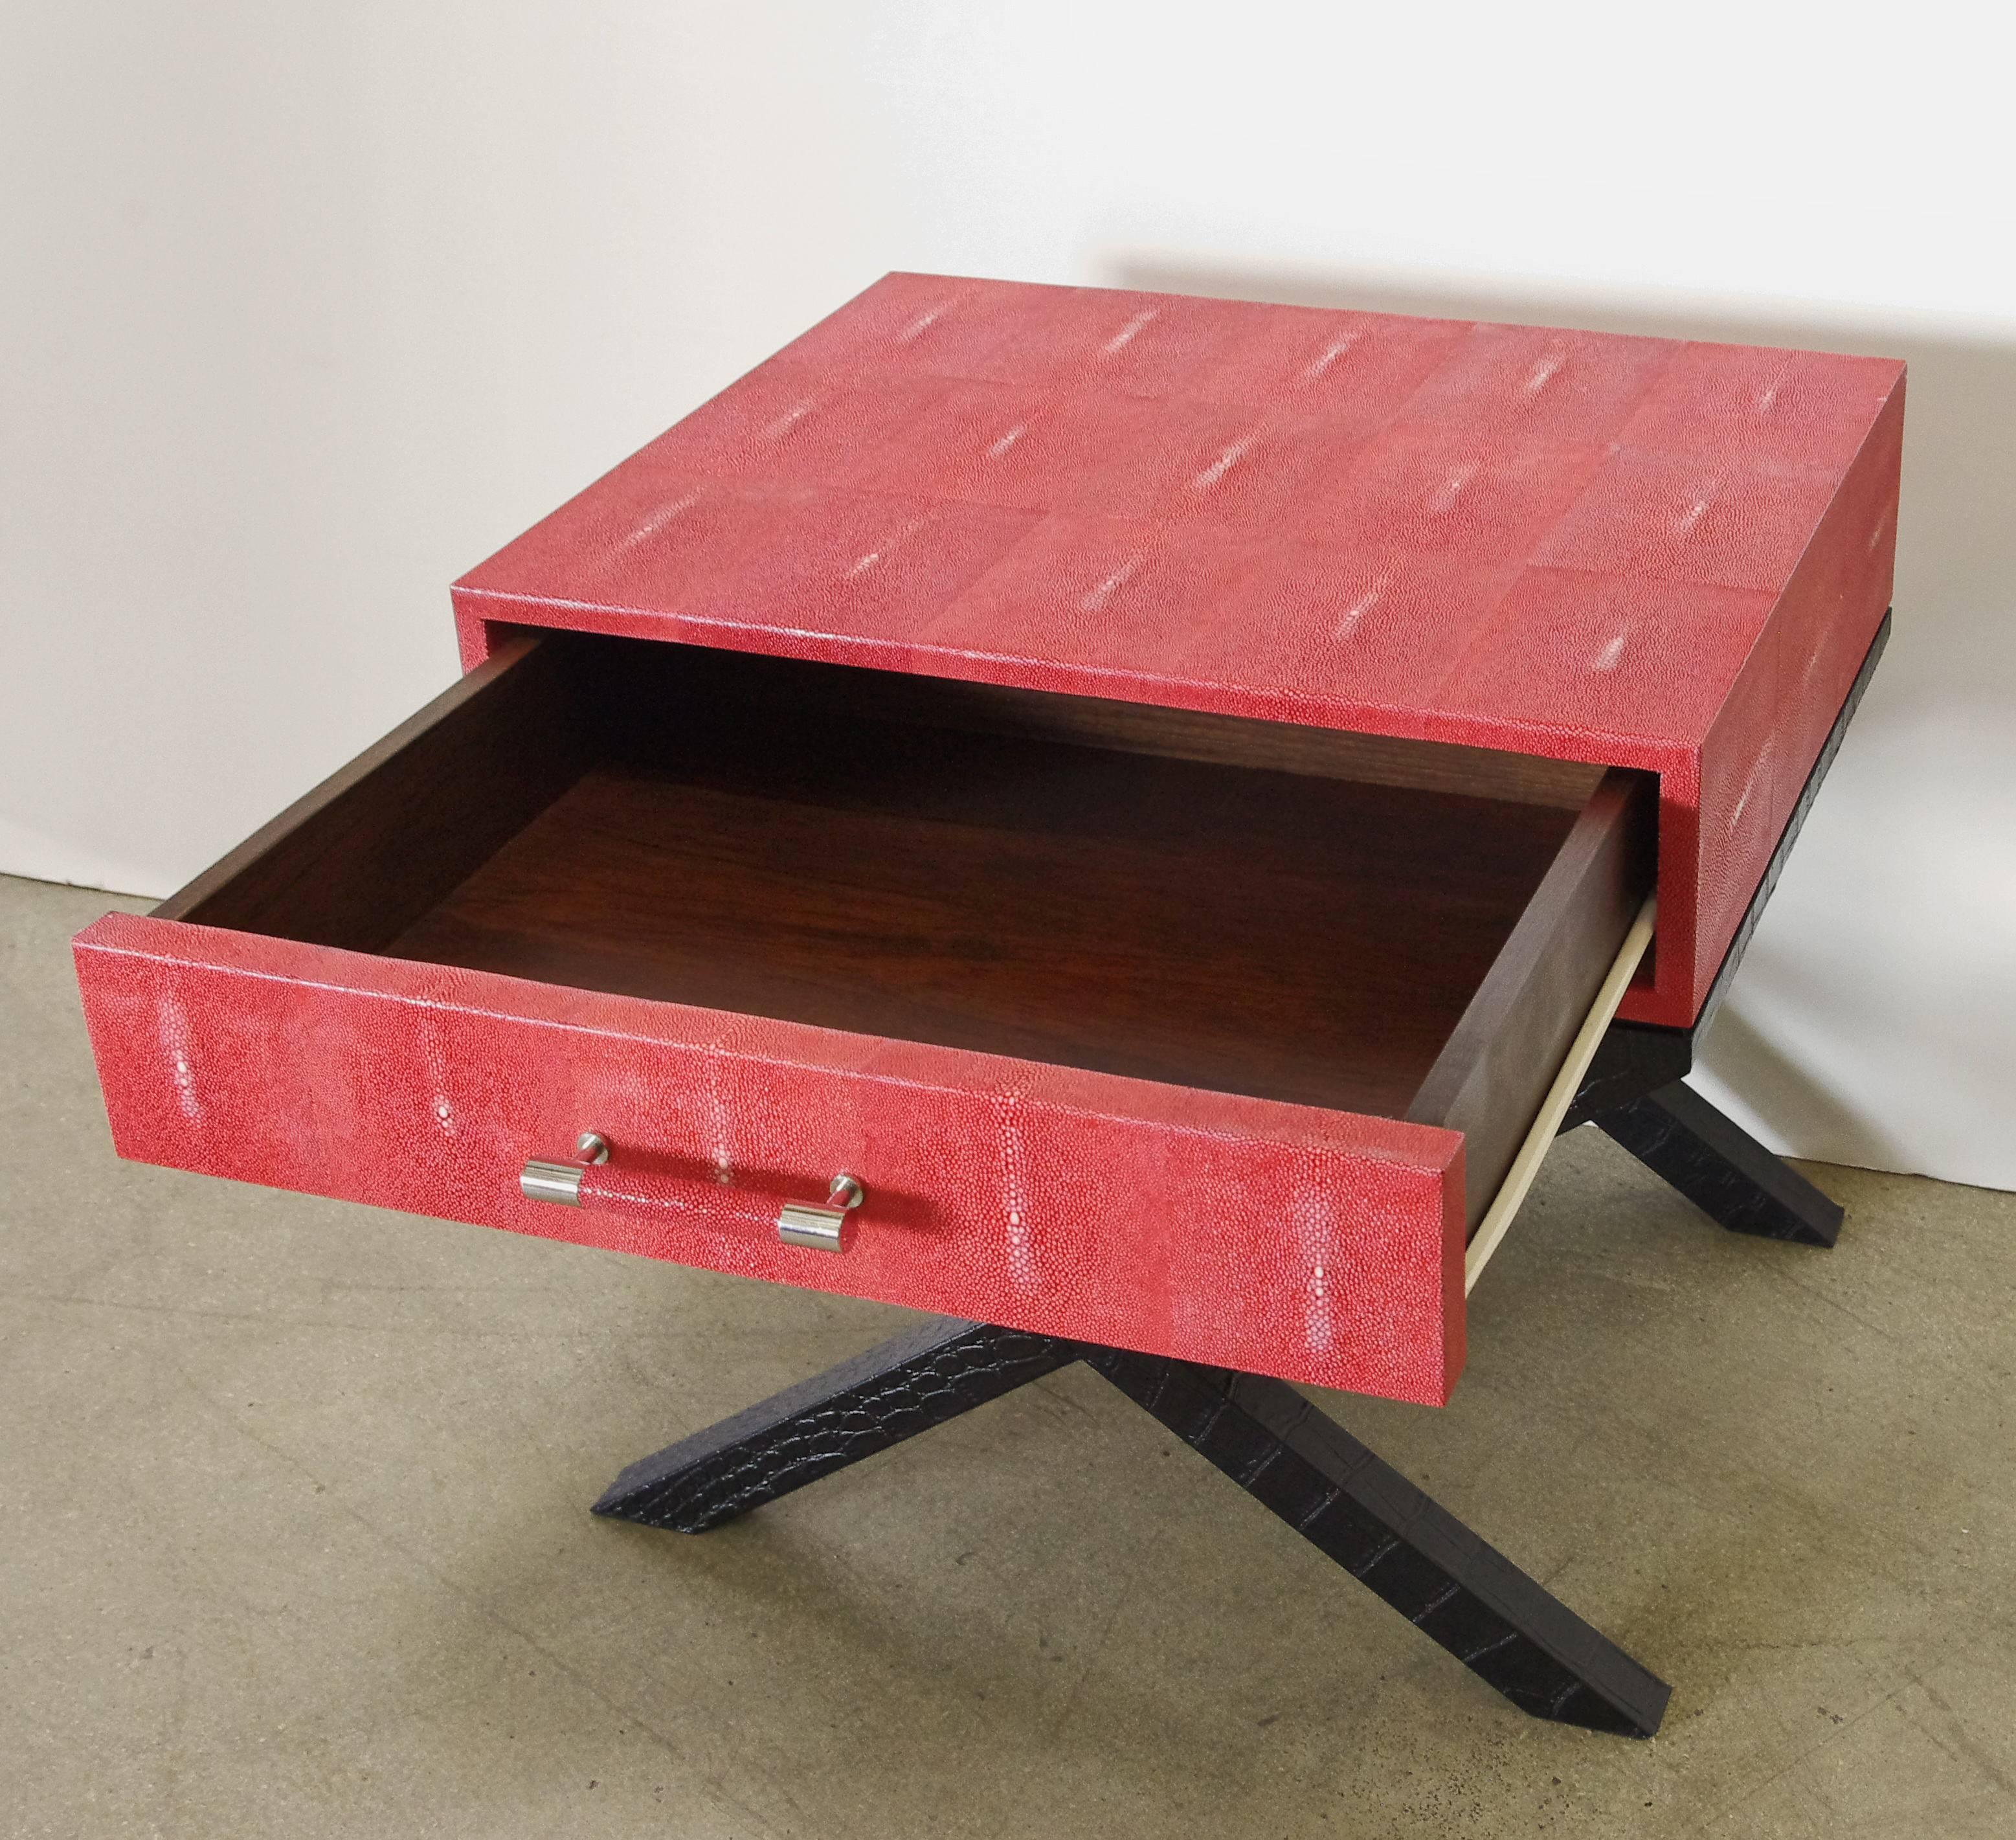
xmin=454 ymin=273 xmax=1904 ymax=1026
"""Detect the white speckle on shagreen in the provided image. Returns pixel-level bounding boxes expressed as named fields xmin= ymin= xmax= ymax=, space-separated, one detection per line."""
xmin=1103 ymin=309 xmax=1158 ymax=355
xmin=1082 ymin=557 xmax=1140 ymax=612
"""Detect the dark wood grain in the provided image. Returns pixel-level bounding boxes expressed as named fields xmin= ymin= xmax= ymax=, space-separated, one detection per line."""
xmin=387 ymin=724 xmax=1583 ymax=1118
xmin=599 ymin=636 xmax=1607 ymax=809
xmin=157 ymin=635 xmax=587 ymax=950
xmin=1408 ymin=768 xmax=1655 ymax=1227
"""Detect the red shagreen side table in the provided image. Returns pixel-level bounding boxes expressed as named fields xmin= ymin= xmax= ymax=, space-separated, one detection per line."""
xmin=74 ymin=276 xmax=1903 ymax=1740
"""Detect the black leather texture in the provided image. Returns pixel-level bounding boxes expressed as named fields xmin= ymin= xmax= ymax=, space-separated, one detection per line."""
xmin=597 ymin=1321 xmax=1670 ymax=1736
xmin=1082 ymin=1348 xmax=1670 ymax=1737
xmin=592 ymin=1316 xmax=1076 ymax=1532
xmin=1596 ymin=1081 xmax=1844 ymax=1246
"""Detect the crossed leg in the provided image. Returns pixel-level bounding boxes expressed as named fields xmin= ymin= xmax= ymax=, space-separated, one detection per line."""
xmin=594 ymin=1316 xmax=1670 ymax=1738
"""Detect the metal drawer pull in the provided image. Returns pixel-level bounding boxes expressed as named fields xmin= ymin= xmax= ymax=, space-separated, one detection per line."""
xmin=520 ymin=1134 xmax=865 ymax=1254
xmin=778 ymin=1174 xmax=866 ymax=1252
xmin=520 ymin=1131 xmax=609 ymax=1206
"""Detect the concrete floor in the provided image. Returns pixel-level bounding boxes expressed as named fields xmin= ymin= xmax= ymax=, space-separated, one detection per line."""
xmin=4 ymin=872 xmax=2012 ymax=1838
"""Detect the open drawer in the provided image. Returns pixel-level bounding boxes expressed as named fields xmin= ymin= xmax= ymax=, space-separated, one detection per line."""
xmin=73 ymin=633 xmax=1653 ymax=1405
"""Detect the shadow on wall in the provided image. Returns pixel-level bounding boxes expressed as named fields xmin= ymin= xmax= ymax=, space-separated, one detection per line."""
xmin=1105 ymin=258 xmax=2016 ymax=1190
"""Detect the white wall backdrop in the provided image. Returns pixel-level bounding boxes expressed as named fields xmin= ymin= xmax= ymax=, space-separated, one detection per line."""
xmin=4 ymin=3 xmax=2011 ymax=1189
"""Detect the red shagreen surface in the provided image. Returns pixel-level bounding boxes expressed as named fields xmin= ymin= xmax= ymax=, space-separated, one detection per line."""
xmin=453 ymin=275 xmax=1905 ymax=1027
xmin=73 ymin=914 xmax=1467 ymax=1403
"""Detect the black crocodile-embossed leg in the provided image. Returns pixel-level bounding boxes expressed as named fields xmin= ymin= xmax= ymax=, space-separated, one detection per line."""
xmin=598 ymin=1325 xmax=1668 ymax=1736
xmin=1595 ymin=1079 xmax=1843 ymax=1248
xmin=1083 ymin=1348 xmax=1671 ymax=1738
xmin=592 ymin=1316 xmax=1076 ymax=1532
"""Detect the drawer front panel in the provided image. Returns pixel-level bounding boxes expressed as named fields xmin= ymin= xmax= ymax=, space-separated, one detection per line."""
xmin=75 ymin=914 xmax=1466 ymax=1404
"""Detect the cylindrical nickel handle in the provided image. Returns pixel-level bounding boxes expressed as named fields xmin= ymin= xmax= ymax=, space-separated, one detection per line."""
xmin=521 ymin=1130 xmax=609 ymax=1204
xmin=520 ymin=1134 xmax=864 ymax=1254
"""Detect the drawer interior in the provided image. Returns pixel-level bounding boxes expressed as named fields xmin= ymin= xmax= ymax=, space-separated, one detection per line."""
xmin=161 ymin=633 xmax=1653 ymax=1227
